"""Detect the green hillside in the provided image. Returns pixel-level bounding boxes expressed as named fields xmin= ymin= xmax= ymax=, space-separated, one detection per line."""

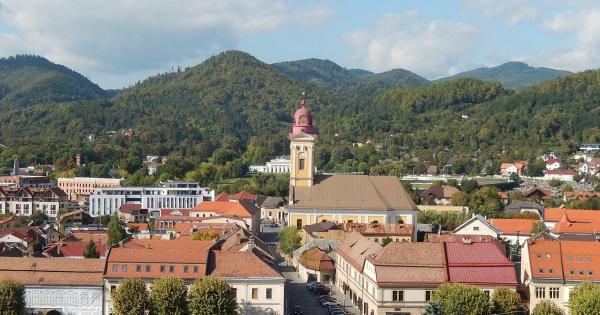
xmin=0 ymin=51 xmax=598 ymax=187
xmin=0 ymin=55 xmax=108 ymax=108
xmin=437 ymin=61 xmax=571 ymax=89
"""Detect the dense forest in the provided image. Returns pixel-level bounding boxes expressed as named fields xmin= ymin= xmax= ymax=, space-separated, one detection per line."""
xmin=0 ymin=51 xmax=598 ymax=193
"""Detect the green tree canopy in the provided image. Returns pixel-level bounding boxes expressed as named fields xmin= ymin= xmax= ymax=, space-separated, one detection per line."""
xmin=107 ymin=212 xmax=125 ymax=246
xmin=188 ymin=277 xmax=237 ymax=315
xmin=29 ymin=210 xmax=48 ymax=226
xmin=532 ymin=300 xmax=564 ymax=315
xmin=84 ymin=240 xmax=100 ymax=259
xmin=491 ymin=287 xmax=521 ymax=314
xmin=431 ymin=284 xmax=490 ymax=315
xmin=278 ymin=226 xmax=301 ymax=258
xmin=0 ymin=279 xmax=25 ymax=315
xmin=570 ymin=282 xmax=600 ymax=315
xmin=111 ymin=278 xmax=148 ymax=315
xmin=150 ymin=277 xmax=188 ymax=315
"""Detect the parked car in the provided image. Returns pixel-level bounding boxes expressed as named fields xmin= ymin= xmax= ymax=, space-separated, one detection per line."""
xmin=321 ymin=300 xmax=339 ymax=307
xmin=293 ymin=305 xmax=304 ymax=315
xmin=314 ymin=286 xmax=331 ymax=295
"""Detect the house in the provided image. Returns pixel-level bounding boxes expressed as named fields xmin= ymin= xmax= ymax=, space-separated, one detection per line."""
xmin=57 ymin=177 xmax=124 ymax=203
xmin=343 ymin=222 xmax=413 ymax=244
xmin=248 ymin=156 xmax=291 ymax=174
xmin=43 ymin=240 xmax=107 ymax=258
xmin=298 ymin=247 xmax=335 ymax=283
xmin=504 ymin=201 xmax=544 ymax=218
xmin=522 ymin=239 xmax=600 ymax=313
xmin=58 ymin=209 xmax=90 ymax=228
xmin=0 ymin=215 xmax=13 ymax=229
xmin=497 ymin=191 xmax=510 ymax=205
xmin=489 ymin=218 xmax=540 ymax=246
xmin=563 ymin=190 xmax=600 ymax=201
xmin=578 ymin=158 xmax=600 ymax=176
xmin=229 ymin=191 xmax=257 ymax=202
xmin=258 ymin=196 xmax=287 ymax=222
xmin=0 ymin=230 xmax=33 ymax=250
xmin=548 ymin=211 xmax=600 ymax=238
xmin=419 ymin=185 xmax=460 ymax=206
xmin=500 ymin=161 xmax=528 ymax=176
xmin=453 ymin=214 xmax=501 ymax=239
xmin=286 ymin=105 xmax=418 ymax=237
xmin=544 ymin=169 xmax=577 ymax=181
xmin=522 ymin=187 xmax=553 ymax=202
xmin=191 ymin=200 xmax=261 ymax=233
xmin=543 ymin=208 xmax=600 ymax=230
xmin=545 ymin=159 xmax=562 ymax=170
xmin=0 ymin=187 xmax=68 ymax=218
xmin=0 ymin=257 xmax=105 ymax=314
xmin=117 ymin=204 xmax=149 ymax=223
xmin=336 ymin=233 xmax=516 ymax=315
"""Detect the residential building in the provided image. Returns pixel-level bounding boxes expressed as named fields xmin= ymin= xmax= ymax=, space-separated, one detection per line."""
xmin=453 ymin=214 xmax=501 ymax=239
xmin=419 ymin=185 xmax=460 ymax=206
xmin=0 ymin=175 xmax=53 ymax=188
xmin=336 ymin=233 xmax=517 ymax=315
xmin=547 ymin=210 xmax=600 ymax=238
xmin=344 ymin=222 xmax=413 ymax=244
xmin=543 ymin=208 xmax=600 ymax=230
xmin=0 ymin=187 xmax=68 ymax=218
xmin=522 ymin=239 xmax=600 ymax=313
xmin=258 ymin=196 xmax=287 ymax=222
xmin=579 ymin=143 xmax=600 ymax=152
xmin=146 ymin=155 xmax=167 ymax=175
xmin=57 ymin=177 xmax=124 ymax=203
xmin=285 ymin=105 xmax=419 ymax=233
xmin=0 ymin=257 xmax=105 ymax=314
xmin=58 ymin=209 xmax=90 ymax=227
xmin=248 ymin=156 xmax=291 ymax=174
xmin=117 ymin=204 xmax=149 ymax=223
xmin=504 ymin=201 xmax=544 ymax=218
xmin=500 ymin=161 xmax=528 ymax=176
xmin=544 ymin=169 xmax=578 ymax=181
xmin=563 ymin=190 xmax=600 ymax=201
xmin=578 ymin=158 xmax=600 ymax=176
xmin=88 ymin=181 xmax=214 ymax=217
xmin=545 ymin=159 xmax=562 ymax=170
xmin=522 ymin=187 xmax=553 ymax=202
xmin=489 ymin=218 xmax=540 ymax=246
xmin=191 ymin=200 xmax=261 ymax=233
xmin=298 ymin=247 xmax=335 ymax=283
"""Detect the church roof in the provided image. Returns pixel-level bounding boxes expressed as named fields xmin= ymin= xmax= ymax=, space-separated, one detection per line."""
xmin=289 ymin=175 xmax=418 ymax=211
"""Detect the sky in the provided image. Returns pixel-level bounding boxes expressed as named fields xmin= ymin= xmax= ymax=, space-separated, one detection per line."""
xmin=1 ymin=0 xmax=600 ymax=89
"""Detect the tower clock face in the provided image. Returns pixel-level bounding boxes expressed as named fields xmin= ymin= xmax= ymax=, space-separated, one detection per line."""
xmin=298 ymin=115 xmax=308 ymax=124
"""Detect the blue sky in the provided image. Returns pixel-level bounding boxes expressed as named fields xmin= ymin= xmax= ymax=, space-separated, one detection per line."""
xmin=1 ymin=0 xmax=599 ymax=88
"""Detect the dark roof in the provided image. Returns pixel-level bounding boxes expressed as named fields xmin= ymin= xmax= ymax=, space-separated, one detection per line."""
xmin=260 ymin=196 xmax=286 ymax=209
xmin=504 ymin=201 xmax=544 ymax=214
xmin=303 ymin=221 xmax=338 ymax=233
xmin=419 ymin=185 xmax=460 ymax=199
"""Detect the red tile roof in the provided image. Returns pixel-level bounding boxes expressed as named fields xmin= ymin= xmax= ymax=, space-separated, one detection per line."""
xmin=215 ymin=192 xmax=230 ymax=201
xmin=0 ymin=215 xmax=13 ymax=225
xmin=299 ymin=248 xmax=335 ymax=272
xmin=490 ymin=218 xmax=540 ymax=235
xmin=0 ymin=230 xmax=33 ymax=243
xmin=209 ymin=250 xmax=281 ymax=278
xmin=192 ymin=200 xmax=258 ymax=218
xmin=229 ymin=191 xmax=257 ymax=201
xmin=160 ymin=209 xmax=191 ymax=216
xmin=420 ymin=185 xmax=460 ymax=199
xmin=444 ymin=242 xmax=517 ymax=286
xmin=119 ymin=203 xmax=142 ymax=213
xmin=544 ymin=169 xmax=577 ymax=175
xmin=529 ymin=240 xmax=600 ymax=282
xmin=544 ymin=208 xmax=600 ymax=222
xmin=550 ymin=211 xmax=600 ymax=234
xmin=126 ymin=222 xmax=149 ymax=231
xmin=43 ymin=242 xmax=107 ymax=258
xmin=0 ymin=257 xmax=105 ymax=286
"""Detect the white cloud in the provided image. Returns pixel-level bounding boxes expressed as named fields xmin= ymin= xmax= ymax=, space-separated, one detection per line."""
xmin=463 ymin=0 xmax=540 ymax=26
xmin=0 ymin=0 xmax=332 ymax=87
xmin=538 ymin=9 xmax=600 ymax=71
xmin=343 ymin=12 xmax=485 ymax=78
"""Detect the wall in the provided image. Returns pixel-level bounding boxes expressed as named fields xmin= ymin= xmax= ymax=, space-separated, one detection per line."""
xmin=25 ymin=285 xmax=103 ymax=315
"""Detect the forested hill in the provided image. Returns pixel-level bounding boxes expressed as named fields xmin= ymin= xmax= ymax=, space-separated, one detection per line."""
xmin=0 ymin=55 xmax=108 ymax=108
xmin=271 ymin=58 xmax=430 ymax=90
xmin=437 ymin=61 xmax=571 ymax=89
xmin=0 ymin=50 xmax=598 ymax=186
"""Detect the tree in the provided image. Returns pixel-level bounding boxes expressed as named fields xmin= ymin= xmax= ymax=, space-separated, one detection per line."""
xmin=188 ymin=277 xmax=237 ymax=315
xmin=107 ymin=212 xmax=125 ymax=246
xmin=84 ymin=240 xmax=100 ymax=258
xmin=451 ymin=191 xmax=467 ymax=206
xmin=532 ymin=300 xmax=564 ymax=315
xmin=491 ymin=287 xmax=521 ymax=314
xmin=191 ymin=230 xmax=220 ymax=240
xmin=531 ymin=221 xmax=546 ymax=234
xmin=29 ymin=210 xmax=48 ymax=226
xmin=150 ymin=277 xmax=188 ymax=315
xmin=509 ymin=173 xmax=520 ymax=182
xmin=431 ymin=284 xmax=490 ymax=315
xmin=460 ymin=179 xmax=479 ymax=194
xmin=0 ymin=279 xmax=25 ymax=315
xmin=382 ymin=237 xmax=392 ymax=246
xmin=469 ymin=187 xmax=503 ymax=218
xmin=111 ymin=278 xmax=148 ymax=315
xmin=570 ymin=282 xmax=600 ymax=315
xmin=548 ymin=178 xmax=562 ymax=188
xmin=423 ymin=300 xmax=442 ymax=315
xmin=278 ymin=226 xmax=301 ymax=258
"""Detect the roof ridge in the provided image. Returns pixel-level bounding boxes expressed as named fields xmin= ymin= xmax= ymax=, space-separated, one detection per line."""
xmin=367 ymin=176 xmax=392 ymax=210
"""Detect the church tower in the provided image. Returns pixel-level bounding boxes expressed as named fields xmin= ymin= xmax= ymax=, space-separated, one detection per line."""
xmin=289 ymin=94 xmax=318 ymax=190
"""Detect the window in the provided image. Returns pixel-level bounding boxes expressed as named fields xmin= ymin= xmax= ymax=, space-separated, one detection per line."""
xmin=535 ymin=287 xmax=546 ymax=299
xmin=230 ymin=288 xmax=237 ymax=299
xmin=193 ymin=265 xmax=199 ymax=273
xmin=425 ymin=290 xmax=433 ymax=301
xmin=299 ymin=159 xmax=305 ymax=170
xmin=579 ymin=269 xmax=584 ymax=275
xmin=160 ymin=265 xmax=165 ymax=272
xmin=549 ymin=287 xmax=560 ymax=299
xmin=483 ymin=290 xmax=490 ymax=297
xmin=537 ymin=252 xmax=542 ymax=258
xmin=296 ymin=219 xmax=303 ymax=229
xmin=251 ymin=288 xmax=258 ymax=299
xmin=266 ymin=288 xmax=272 ymax=299
xmin=473 ymin=226 xmax=480 ymax=231
xmin=589 ymin=270 xmax=594 ymax=276
xmin=570 ymin=268 xmax=575 ymax=275
xmin=136 ymin=264 xmax=141 ymax=272
xmin=183 ymin=265 xmax=189 ymax=273
xmin=121 ymin=264 xmax=127 ymax=272
xmin=539 ymin=268 xmax=544 ymax=273
xmin=549 ymin=268 xmax=554 ymax=274
xmin=392 ymin=290 xmax=404 ymax=302
xmin=586 ymin=256 xmax=591 ymax=262
xmin=146 ymin=265 xmax=151 ymax=272
xmin=169 ymin=265 xmax=175 ymax=273
xmin=112 ymin=264 xmax=118 ymax=272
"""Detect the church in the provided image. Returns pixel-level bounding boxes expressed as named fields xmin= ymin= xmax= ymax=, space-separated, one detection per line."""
xmin=286 ymin=101 xmax=419 ymax=231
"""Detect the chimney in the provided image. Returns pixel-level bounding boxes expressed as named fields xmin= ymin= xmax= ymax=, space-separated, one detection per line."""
xmin=235 ymin=233 xmax=242 ymax=244
xmin=57 ymin=243 xmax=61 ymax=255
xmin=247 ymin=236 xmax=255 ymax=251
xmin=462 ymin=237 xmax=472 ymax=244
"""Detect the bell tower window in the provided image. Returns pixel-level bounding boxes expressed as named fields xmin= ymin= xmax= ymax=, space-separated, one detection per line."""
xmin=299 ymin=159 xmax=305 ymax=170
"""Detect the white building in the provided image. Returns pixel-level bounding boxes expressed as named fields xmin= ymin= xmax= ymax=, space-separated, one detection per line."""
xmin=248 ymin=156 xmax=290 ymax=174
xmin=545 ymin=159 xmax=562 ymax=170
xmin=0 ymin=187 xmax=69 ymax=218
xmin=88 ymin=181 xmax=214 ymax=217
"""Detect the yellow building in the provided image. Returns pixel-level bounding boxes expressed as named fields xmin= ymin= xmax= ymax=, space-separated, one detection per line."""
xmin=286 ymin=104 xmax=418 ymax=237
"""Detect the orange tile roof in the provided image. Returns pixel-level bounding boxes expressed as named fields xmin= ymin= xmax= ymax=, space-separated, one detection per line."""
xmin=209 ymin=250 xmax=281 ymax=278
xmin=229 ymin=191 xmax=257 ymax=201
xmin=0 ymin=215 xmax=14 ymax=225
xmin=544 ymin=208 xmax=600 ymax=222
xmin=192 ymin=200 xmax=258 ymax=218
xmin=214 ymin=192 xmax=230 ymax=201
xmin=529 ymin=240 xmax=600 ymax=282
xmin=105 ymin=239 xmax=214 ymax=279
xmin=550 ymin=211 xmax=600 ymax=234
xmin=490 ymin=218 xmax=540 ymax=235
xmin=126 ymin=222 xmax=149 ymax=231
xmin=299 ymin=248 xmax=335 ymax=272
xmin=564 ymin=191 xmax=600 ymax=199
xmin=0 ymin=257 xmax=105 ymax=286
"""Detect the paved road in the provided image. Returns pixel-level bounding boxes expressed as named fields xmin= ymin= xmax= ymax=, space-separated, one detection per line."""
xmin=280 ymin=261 xmax=330 ymax=315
